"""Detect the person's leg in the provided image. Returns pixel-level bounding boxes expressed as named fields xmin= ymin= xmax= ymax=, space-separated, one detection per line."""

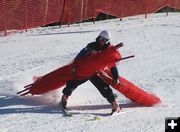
xmin=62 ymin=79 xmax=87 ymax=96
xmin=90 ymin=75 xmax=121 ymax=114
xmin=90 ymin=76 xmax=116 ymax=103
xmin=61 ymin=79 xmax=87 ymax=108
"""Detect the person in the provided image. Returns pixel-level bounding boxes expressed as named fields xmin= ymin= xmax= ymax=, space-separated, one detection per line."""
xmin=61 ymin=30 xmax=121 ymax=114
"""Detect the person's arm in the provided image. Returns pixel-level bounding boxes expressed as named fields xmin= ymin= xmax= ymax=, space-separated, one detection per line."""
xmin=72 ymin=46 xmax=92 ymax=73
xmin=74 ymin=47 xmax=91 ymax=61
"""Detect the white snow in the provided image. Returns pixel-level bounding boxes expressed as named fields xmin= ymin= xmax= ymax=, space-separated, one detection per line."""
xmin=0 ymin=13 xmax=180 ymax=132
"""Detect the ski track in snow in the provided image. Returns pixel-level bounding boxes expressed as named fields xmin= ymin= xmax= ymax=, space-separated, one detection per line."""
xmin=0 ymin=13 xmax=180 ymax=132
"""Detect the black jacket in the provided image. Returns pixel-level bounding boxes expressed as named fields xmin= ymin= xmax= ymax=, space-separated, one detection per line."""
xmin=75 ymin=41 xmax=119 ymax=80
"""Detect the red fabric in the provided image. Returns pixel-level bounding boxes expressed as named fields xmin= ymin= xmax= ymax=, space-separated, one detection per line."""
xmin=28 ymin=44 xmax=121 ymax=95
xmin=30 ymin=64 xmax=73 ymax=95
xmin=169 ymin=0 xmax=180 ymax=9
xmin=1 ymin=0 xmax=180 ymax=36
xmin=74 ymin=46 xmax=121 ymax=79
xmin=99 ymin=69 xmax=161 ymax=106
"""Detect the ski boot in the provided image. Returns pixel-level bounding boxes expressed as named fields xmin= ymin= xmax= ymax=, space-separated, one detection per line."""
xmin=61 ymin=95 xmax=69 ymax=109
xmin=111 ymin=101 xmax=122 ymax=115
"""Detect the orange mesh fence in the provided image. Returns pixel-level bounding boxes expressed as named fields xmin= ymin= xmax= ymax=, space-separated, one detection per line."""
xmin=0 ymin=0 xmax=5 ymax=33
xmin=0 ymin=0 xmax=180 ymax=36
xmin=26 ymin=1 xmax=47 ymax=28
xmin=62 ymin=0 xmax=85 ymax=24
xmin=96 ymin=0 xmax=124 ymax=17
xmin=6 ymin=0 xmax=26 ymax=30
xmin=169 ymin=0 xmax=180 ymax=9
xmin=147 ymin=0 xmax=168 ymax=13
xmin=61 ymin=0 xmax=96 ymax=24
xmin=45 ymin=0 xmax=64 ymax=25
xmin=122 ymin=0 xmax=147 ymax=17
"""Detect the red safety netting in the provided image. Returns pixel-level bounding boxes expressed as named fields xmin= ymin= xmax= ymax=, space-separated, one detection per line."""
xmin=147 ymin=0 xmax=168 ymax=13
xmin=26 ymin=0 xmax=47 ymax=28
xmin=61 ymin=0 xmax=96 ymax=24
xmin=6 ymin=0 xmax=26 ymax=30
xmin=45 ymin=0 xmax=64 ymax=25
xmin=0 ymin=0 xmax=5 ymax=33
xmin=0 ymin=0 xmax=180 ymax=36
xmin=122 ymin=0 xmax=147 ymax=17
xmin=169 ymin=0 xmax=180 ymax=9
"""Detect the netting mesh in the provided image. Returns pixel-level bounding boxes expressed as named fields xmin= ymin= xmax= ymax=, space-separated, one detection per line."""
xmin=0 ymin=1 xmax=5 ymax=32
xmin=147 ymin=0 xmax=168 ymax=13
xmin=45 ymin=0 xmax=64 ymax=25
xmin=0 ymin=0 xmax=180 ymax=36
xmin=123 ymin=0 xmax=147 ymax=17
xmin=169 ymin=0 xmax=180 ymax=9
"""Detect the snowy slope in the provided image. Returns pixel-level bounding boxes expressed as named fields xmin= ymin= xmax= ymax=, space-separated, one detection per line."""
xmin=0 ymin=13 xmax=180 ymax=132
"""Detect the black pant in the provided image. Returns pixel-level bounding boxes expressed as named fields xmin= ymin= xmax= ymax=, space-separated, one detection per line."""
xmin=62 ymin=75 xmax=116 ymax=103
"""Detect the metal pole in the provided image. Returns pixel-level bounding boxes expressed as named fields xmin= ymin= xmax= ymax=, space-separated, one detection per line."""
xmin=80 ymin=0 xmax=84 ymax=23
xmin=93 ymin=0 xmax=96 ymax=24
xmin=120 ymin=0 xmax=124 ymax=21
xmin=4 ymin=0 xmax=7 ymax=36
xmin=145 ymin=0 xmax=148 ymax=18
xmin=59 ymin=0 xmax=67 ymax=28
xmin=25 ymin=0 xmax=28 ymax=32
xmin=68 ymin=0 xmax=70 ymax=27
xmin=166 ymin=0 xmax=169 ymax=17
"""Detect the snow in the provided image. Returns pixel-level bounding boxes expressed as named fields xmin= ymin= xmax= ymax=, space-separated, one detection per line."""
xmin=0 ymin=13 xmax=180 ymax=132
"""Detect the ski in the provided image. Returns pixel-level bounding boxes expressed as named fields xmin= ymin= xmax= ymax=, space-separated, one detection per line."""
xmin=59 ymin=103 xmax=73 ymax=117
xmin=62 ymin=108 xmax=73 ymax=117
xmin=91 ymin=109 xmax=133 ymax=121
xmin=111 ymin=109 xmax=133 ymax=116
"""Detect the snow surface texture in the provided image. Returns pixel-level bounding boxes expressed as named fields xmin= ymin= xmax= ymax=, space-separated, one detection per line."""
xmin=0 ymin=13 xmax=180 ymax=132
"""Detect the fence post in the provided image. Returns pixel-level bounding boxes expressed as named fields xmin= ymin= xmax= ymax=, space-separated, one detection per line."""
xmin=93 ymin=0 xmax=96 ymax=24
xmin=3 ymin=0 xmax=7 ymax=36
xmin=44 ymin=0 xmax=48 ymax=26
xmin=59 ymin=0 xmax=67 ymax=28
xmin=80 ymin=0 xmax=84 ymax=23
xmin=120 ymin=0 xmax=124 ymax=21
xmin=166 ymin=6 xmax=169 ymax=16
xmin=166 ymin=0 xmax=169 ymax=16
xmin=145 ymin=0 xmax=147 ymax=18
xmin=25 ymin=0 xmax=28 ymax=32
xmin=68 ymin=0 xmax=70 ymax=27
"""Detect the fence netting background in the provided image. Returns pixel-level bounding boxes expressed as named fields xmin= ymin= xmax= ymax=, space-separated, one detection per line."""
xmin=0 ymin=0 xmax=180 ymax=35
